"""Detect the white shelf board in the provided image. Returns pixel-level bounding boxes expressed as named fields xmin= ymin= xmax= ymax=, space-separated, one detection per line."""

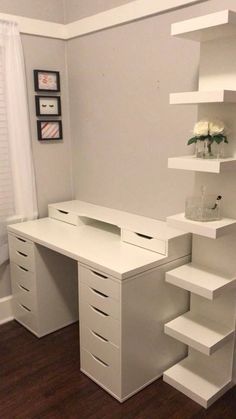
xmin=168 ymin=156 xmax=236 ymax=173
xmin=170 ymin=90 xmax=236 ymax=105
xmin=163 ymin=357 xmax=232 ymax=408
xmin=165 ymin=311 xmax=234 ymax=355
xmin=167 ymin=213 xmax=236 ymax=239
xmin=165 ymin=263 xmax=236 ymax=299
xmin=171 ymin=9 xmax=236 ymax=42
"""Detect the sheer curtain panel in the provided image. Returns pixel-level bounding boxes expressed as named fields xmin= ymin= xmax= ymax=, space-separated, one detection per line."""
xmin=0 ymin=20 xmax=37 ymax=265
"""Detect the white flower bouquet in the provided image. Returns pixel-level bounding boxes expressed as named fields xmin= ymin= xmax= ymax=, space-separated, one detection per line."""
xmin=187 ymin=119 xmax=228 ymax=146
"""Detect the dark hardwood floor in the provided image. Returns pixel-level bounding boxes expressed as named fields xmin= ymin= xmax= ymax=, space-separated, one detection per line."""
xmin=0 ymin=321 xmax=235 ymax=419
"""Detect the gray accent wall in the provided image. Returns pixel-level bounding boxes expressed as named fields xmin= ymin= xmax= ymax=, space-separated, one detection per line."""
xmin=22 ymin=35 xmax=73 ymax=218
xmin=0 ymin=0 xmax=65 ymax=22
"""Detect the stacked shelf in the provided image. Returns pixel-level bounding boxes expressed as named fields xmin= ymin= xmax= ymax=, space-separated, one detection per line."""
xmin=164 ymin=261 xmax=236 ymax=408
xmin=167 ymin=213 xmax=236 ymax=239
xmin=165 ymin=262 xmax=236 ymax=299
xmin=164 ymin=9 xmax=236 ymax=408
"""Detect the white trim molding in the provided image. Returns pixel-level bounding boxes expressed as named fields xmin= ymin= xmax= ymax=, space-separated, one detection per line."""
xmin=0 ymin=295 xmax=13 ymax=325
xmin=0 ymin=0 xmax=204 ymax=40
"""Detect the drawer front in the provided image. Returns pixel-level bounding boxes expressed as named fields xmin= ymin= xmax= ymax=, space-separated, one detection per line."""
xmin=80 ymin=325 xmax=120 ymax=369
xmin=12 ymin=300 xmax=37 ymax=333
xmin=48 ymin=206 xmax=78 ymax=226
xmin=10 ymin=263 xmax=36 ymax=292
xmin=79 ymin=265 xmax=120 ymax=301
xmin=121 ymin=229 xmax=166 ymax=255
xmin=80 ymin=281 xmax=120 ymax=320
xmin=81 ymin=348 xmax=120 ymax=397
xmin=11 ymin=278 xmax=36 ymax=312
xmin=80 ymin=299 xmax=120 ymax=347
xmin=8 ymin=235 xmax=35 ymax=272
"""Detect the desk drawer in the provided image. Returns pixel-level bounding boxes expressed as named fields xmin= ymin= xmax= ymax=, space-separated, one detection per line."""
xmin=9 ymin=235 xmax=35 ymax=272
xmin=12 ymin=300 xmax=37 ymax=333
xmin=80 ymin=281 xmax=120 ymax=320
xmin=79 ymin=265 xmax=120 ymax=301
xmin=121 ymin=229 xmax=166 ymax=255
xmin=80 ymin=299 xmax=120 ymax=347
xmin=81 ymin=349 xmax=120 ymax=397
xmin=10 ymin=263 xmax=36 ymax=291
xmin=49 ymin=206 xmax=78 ymax=226
xmin=12 ymin=280 xmax=36 ymax=312
xmin=81 ymin=325 xmax=120 ymax=368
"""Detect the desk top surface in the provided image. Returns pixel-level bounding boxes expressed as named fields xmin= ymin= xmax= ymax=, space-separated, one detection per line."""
xmin=8 ymin=218 xmax=171 ymax=280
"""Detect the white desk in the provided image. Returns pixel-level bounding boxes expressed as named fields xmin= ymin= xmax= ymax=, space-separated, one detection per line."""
xmin=8 ymin=200 xmax=191 ymax=402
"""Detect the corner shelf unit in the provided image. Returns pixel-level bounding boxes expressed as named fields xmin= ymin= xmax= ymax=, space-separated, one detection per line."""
xmin=164 ymin=9 xmax=236 ymax=408
xmin=168 ymin=156 xmax=236 ymax=173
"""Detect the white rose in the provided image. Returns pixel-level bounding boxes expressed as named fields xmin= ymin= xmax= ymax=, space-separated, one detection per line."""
xmin=193 ymin=120 xmax=209 ymax=137
xmin=209 ymin=120 xmax=225 ymax=135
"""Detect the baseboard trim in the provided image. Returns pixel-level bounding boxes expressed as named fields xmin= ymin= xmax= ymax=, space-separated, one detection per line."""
xmin=0 ymin=295 xmax=14 ymax=325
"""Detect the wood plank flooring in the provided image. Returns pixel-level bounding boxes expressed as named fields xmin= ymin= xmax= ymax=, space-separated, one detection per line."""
xmin=0 ymin=321 xmax=236 ymax=419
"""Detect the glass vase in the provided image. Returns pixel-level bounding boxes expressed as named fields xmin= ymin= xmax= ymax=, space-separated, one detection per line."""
xmin=195 ymin=140 xmax=205 ymax=158
xmin=202 ymin=140 xmax=225 ymax=159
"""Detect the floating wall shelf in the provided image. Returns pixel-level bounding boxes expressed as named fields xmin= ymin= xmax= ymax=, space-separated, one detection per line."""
xmin=168 ymin=156 xmax=236 ymax=173
xmin=165 ymin=311 xmax=234 ymax=355
xmin=166 ymin=263 xmax=236 ymax=300
xmin=170 ymin=90 xmax=236 ymax=105
xmin=171 ymin=9 xmax=236 ymax=42
xmin=167 ymin=213 xmax=236 ymax=239
xmin=163 ymin=355 xmax=233 ymax=408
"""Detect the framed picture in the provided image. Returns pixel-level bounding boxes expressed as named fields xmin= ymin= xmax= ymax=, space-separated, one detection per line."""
xmin=34 ymin=70 xmax=60 ymax=92
xmin=35 ymin=95 xmax=61 ymax=116
xmin=37 ymin=120 xmax=63 ymax=141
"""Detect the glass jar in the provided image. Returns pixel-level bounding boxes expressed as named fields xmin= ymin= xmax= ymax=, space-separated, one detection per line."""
xmin=185 ymin=194 xmax=221 ymax=221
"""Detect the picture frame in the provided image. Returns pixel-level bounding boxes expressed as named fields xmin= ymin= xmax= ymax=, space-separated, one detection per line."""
xmin=34 ymin=69 xmax=60 ymax=92
xmin=35 ymin=95 xmax=61 ymax=116
xmin=37 ymin=120 xmax=63 ymax=141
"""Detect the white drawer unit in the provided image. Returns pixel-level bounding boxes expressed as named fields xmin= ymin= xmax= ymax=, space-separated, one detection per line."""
xmin=79 ymin=265 xmax=120 ymax=301
xmin=81 ymin=348 xmax=121 ymax=397
xmin=80 ymin=298 xmax=120 ymax=347
xmin=9 ymin=233 xmax=78 ymax=337
xmin=10 ymin=263 xmax=36 ymax=292
xmin=12 ymin=299 xmax=38 ymax=333
xmin=80 ymin=325 xmax=120 ymax=368
xmin=79 ymin=258 xmax=189 ymax=402
xmin=121 ymin=229 xmax=166 ymax=255
xmin=80 ymin=281 xmax=120 ymax=319
xmin=11 ymin=275 xmax=36 ymax=312
xmin=48 ymin=205 xmax=78 ymax=226
xmin=8 ymin=234 xmax=35 ymax=272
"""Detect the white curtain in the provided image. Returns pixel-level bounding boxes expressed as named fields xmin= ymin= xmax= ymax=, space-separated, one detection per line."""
xmin=0 ymin=20 xmax=38 ymax=265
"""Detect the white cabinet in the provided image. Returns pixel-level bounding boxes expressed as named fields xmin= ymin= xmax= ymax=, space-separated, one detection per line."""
xmin=9 ymin=232 xmax=78 ymax=337
xmin=79 ymin=258 xmax=190 ymax=402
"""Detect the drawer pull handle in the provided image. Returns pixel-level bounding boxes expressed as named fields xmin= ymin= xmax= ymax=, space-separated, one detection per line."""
xmin=19 ymin=284 xmax=29 ymax=292
xmin=91 ymin=288 xmax=108 ymax=298
xmin=91 ymin=330 xmax=108 ymax=343
xmin=18 ymin=265 xmax=29 ymax=272
xmin=17 ymin=251 xmax=28 ymax=258
xmin=91 ymin=353 xmax=109 ymax=367
xmin=91 ymin=305 xmax=109 ymax=317
xmin=16 ymin=237 xmax=26 ymax=243
xmin=58 ymin=209 xmax=69 ymax=215
xmin=91 ymin=270 xmax=108 ymax=279
xmin=20 ymin=303 xmax=31 ymax=312
xmin=135 ymin=232 xmax=153 ymax=240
